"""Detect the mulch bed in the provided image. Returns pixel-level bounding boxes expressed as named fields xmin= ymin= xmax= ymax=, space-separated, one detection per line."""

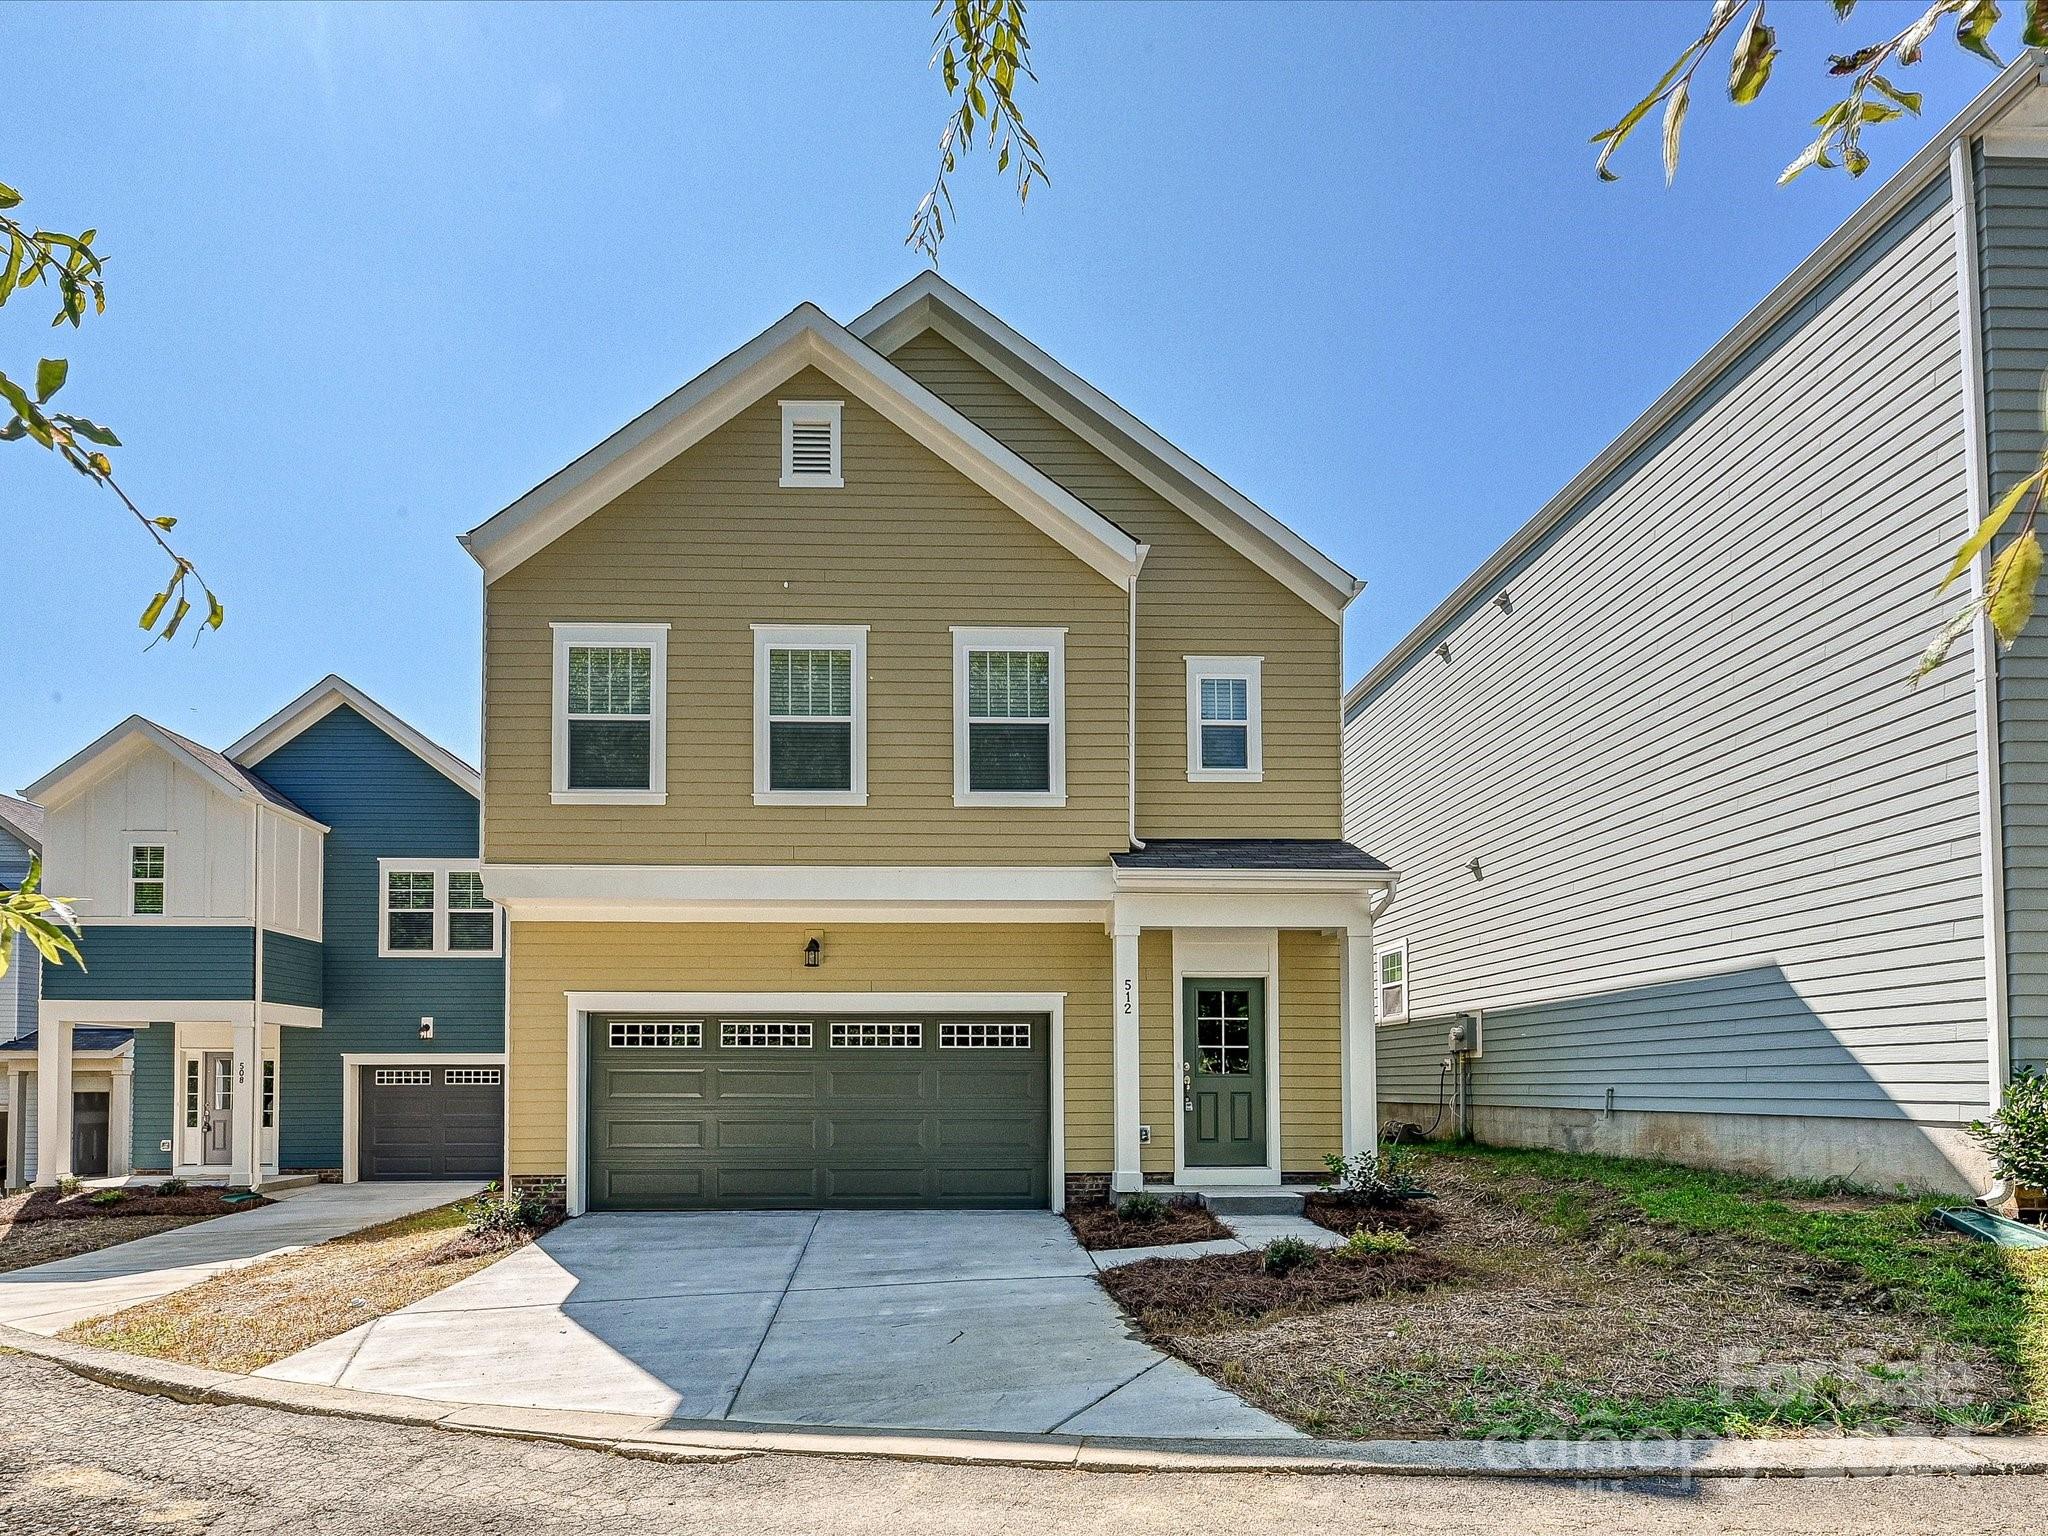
xmin=1066 ymin=1198 xmax=1231 ymax=1251
xmin=1299 ymin=1193 xmax=1443 ymax=1240
xmin=425 ymin=1212 xmax=566 ymax=1266
xmin=4 ymin=1187 xmax=271 ymax=1223
xmin=1098 ymin=1245 xmax=1453 ymax=1333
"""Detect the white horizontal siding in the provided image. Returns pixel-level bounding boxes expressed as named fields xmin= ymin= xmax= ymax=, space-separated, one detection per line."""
xmin=1348 ymin=189 xmax=1989 ymax=1126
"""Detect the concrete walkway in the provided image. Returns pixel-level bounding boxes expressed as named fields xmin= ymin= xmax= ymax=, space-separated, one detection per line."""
xmin=260 ymin=1209 xmax=1294 ymax=1439
xmin=0 ymin=1180 xmax=485 ymax=1335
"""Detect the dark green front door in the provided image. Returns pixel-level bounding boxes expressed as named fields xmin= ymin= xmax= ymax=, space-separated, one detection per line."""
xmin=1182 ymin=979 xmax=1267 ymax=1168
xmin=587 ymin=1012 xmax=1049 ymax=1209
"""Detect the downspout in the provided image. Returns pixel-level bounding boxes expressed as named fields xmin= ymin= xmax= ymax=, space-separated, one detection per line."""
xmin=1950 ymin=138 xmax=2016 ymax=1208
xmin=1127 ymin=555 xmax=1148 ymax=850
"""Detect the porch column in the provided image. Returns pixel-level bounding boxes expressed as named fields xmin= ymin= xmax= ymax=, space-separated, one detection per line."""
xmin=1111 ymin=921 xmax=1143 ymax=1193
xmin=108 ymin=1055 xmax=134 ymax=1178
xmin=1341 ymin=922 xmax=1378 ymax=1159
xmin=5 ymin=1064 xmax=27 ymax=1189
xmin=229 ymin=1018 xmax=263 ymax=1190
xmin=34 ymin=1019 xmax=73 ymax=1187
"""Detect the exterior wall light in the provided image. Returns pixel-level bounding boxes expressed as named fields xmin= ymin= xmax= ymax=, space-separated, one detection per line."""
xmin=803 ymin=936 xmax=822 ymax=968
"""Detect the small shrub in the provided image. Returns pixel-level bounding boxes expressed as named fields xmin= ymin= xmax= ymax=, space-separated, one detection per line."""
xmin=462 ymin=1183 xmax=551 ymax=1238
xmin=1116 ymin=1191 xmax=1168 ymax=1224
xmin=1262 ymin=1235 xmax=1317 ymax=1276
xmin=1337 ymin=1226 xmax=1412 ymax=1259
xmin=156 ymin=1177 xmax=189 ymax=1197
xmin=1319 ymin=1145 xmax=1431 ymax=1205
xmin=1971 ymin=1071 xmax=2048 ymax=1189
xmin=56 ymin=1175 xmax=82 ymax=1196
xmin=86 ymin=1188 xmax=126 ymax=1207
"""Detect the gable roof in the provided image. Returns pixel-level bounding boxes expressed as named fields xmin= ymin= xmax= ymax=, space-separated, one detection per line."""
xmin=0 ymin=793 xmax=43 ymax=853
xmin=22 ymin=716 xmax=327 ymax=831
xmin=228 ymin=675 xmax=481 ymax=799
xmin=849 ymin=273 xmax=1364 ymax=621
xmin=460 ymin=303 xmax=1149 ymax=587
xmin=1344 ymin=53 xmax=2045 ymax=718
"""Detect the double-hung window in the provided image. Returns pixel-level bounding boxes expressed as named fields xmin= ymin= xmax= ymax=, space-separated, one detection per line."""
xmin=1185 ymin=656 xmax=1263 ymax=781
xmin=129 ymin=842 xmax=167 ymax=915
xmin=379 ymin=859 xmax=500 ymax=958
xmin=1375 ymin=941 xmax=1408 ymax=1023
xmin=551 ymin=622 xmax=668 ymax=804
xmin=952 ymin=627 xmax=1065 ymax=806
xmin=752 ymin=624 xmax=867 ymax=805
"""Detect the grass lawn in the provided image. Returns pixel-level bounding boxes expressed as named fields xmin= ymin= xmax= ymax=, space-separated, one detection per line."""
xmin=1136 ymin=1144 xmax=2045 ymax=1440
xmin=0 ymin=1188 xmax=259 ymax=1276
xmin=61 ymin=1200 xmax=535 ymax=1373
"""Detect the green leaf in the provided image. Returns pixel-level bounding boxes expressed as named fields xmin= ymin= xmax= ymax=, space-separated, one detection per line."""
xmin=1942 ymin=468 xmax=2043 ymax=591
xmin=1858 ymin=102 xmax=1902 ymax=124
xmin=1728 ymin=6 xmax=1777 ymax=105
xmin=34 ymin=356 xmax=65 ymax=402
xmin=1992 ymin=529 xmax=2043 ymax=646
xmin=1831 ymin=0 xmax=1857 ymax=16
xmin=161 ymin=595 xmax=192 ymax=641
xmin=1915 ymin=597 xmax=1988 ymax=683
xmin=206 ymin=593 xmax=226 ymax=631
xmin=53 ymin=413 xmax=120 ymax=447
xmin=0 ymin=182 xmax=19 ymax=210
xmin=1957 ymin=0 xmax=2005 ymax=65
xmin=2028 ymin=0 xmax=2048 ymax=47
xmin=1869 ymin=75 xmax=1923 ymax=115
xmin=138 ymin=590 xmax=168 ymax=631
xmin=152 ymin=515 xmax=177 ymax=529
xmin=0 ymin=371 xmax=51 ymax=446
xmin=1661 ymin=81 xmax=1690 ymax=185
xmin=1592 ymin=45 xmax=1697 ymax=181
xmin=1845 ymin=145 xmax=1871 ymax=177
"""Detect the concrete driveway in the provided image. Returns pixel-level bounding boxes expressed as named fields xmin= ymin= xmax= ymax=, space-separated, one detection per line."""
xmin=260 ymin=1210 xmax=1297 ymax=1439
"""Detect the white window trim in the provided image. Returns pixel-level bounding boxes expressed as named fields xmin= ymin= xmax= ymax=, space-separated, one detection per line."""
xmin=1185 ymin=655 xmax=1263 ymax=782
xmin=550 ymin=621 xmax=669 ymax=806
xmin=951 ymin=625 xmax=1067 ymax=808
xmin=1375 ymin=939 xmax=1409 ymax=1024
xmin=779 ymin=399 xmax=844 ymax=488
xmin=127 ymin=837 xmax=170 ymax=917
xmin=377 ymin=857 xmax=502 ymax=959
xmin=751 ymin=623 xmax=868 ymax=806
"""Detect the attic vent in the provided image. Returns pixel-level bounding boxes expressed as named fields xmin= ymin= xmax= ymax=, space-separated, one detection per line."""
xmin=780 ymin=400 xmax=843 ymax=487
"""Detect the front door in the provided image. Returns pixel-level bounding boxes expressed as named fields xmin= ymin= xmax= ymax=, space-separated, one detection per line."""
xmin=1181 ymin=978 xmax=1267 ymax=1168
xmin=201 ymin=1052 xmax=232 ymax=1166
xmin=72 ymin=1092 xmax=110 ymax=1178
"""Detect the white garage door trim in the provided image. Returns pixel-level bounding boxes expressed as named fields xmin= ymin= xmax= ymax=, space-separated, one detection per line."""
xmin=340 ymin=1051 xmax=507 ymax=1183
xmin=562 ymin=991 xmax=1067 ymax=1218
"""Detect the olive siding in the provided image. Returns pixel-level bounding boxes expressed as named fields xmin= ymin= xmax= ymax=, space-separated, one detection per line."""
xmin=1277 ymin=930 xmax=1341 ymax=1170
xmin=244 ymin=703 xmax=502 ymax=1170
xmin=1349 ymin=181 xmax=1992 ymax=1126
xmin=1977 ymin=151 xmax=2048 ymax=1074
xmin=484 ymin=367 xmax=1130 ymax=867
xmin=505 ymin=922 xmax=1114 ymax=1176
xmin=1138 ymin=929 xmax=1173 ymax=1174
xmin=884 ymin=330 xmax=1343 ymax=840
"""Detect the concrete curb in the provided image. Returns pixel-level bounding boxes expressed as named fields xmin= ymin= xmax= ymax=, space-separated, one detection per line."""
xmin=8 ymin=1323 xmax=2045 ymax=1479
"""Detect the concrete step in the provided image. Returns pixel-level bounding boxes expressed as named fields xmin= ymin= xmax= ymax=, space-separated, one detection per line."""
xmin=1193 ymin=1188 xmax=1304 ymax=1217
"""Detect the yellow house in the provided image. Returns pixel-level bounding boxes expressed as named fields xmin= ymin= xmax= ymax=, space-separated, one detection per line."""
xmin=463 ymin=275 xmax=1392 ymax=1214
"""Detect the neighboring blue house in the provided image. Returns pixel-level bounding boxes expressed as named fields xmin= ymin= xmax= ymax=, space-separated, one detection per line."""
xmin=15 ymin=677 xmax=504 ymax=1189
xmin=0 ymin=794 xmax=45 ymax=1045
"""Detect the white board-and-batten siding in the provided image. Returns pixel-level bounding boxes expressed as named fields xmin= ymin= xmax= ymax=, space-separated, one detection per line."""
xmin=1345 ymin=182 xmax=1991 ymax=1128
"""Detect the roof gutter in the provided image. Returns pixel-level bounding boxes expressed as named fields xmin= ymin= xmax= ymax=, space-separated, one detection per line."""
xmin=1344 ymin=52 xmax=2048 ymax=719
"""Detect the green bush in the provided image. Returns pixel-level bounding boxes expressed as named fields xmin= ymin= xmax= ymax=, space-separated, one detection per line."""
xmin=1319 ymin=1146 xmax=1431 ymax=1204
xmin=56 ymin=1175 xmax=82 ymax=1196
xmin=156 ymin=1177 xmax=189 ymax=1196
xmin=1261 ymin=1235 xmax=1317 ymax=1276
xmin=462 ymin=1183 xmax=552 ymax=1238
xmin=1115 ymin=1191 xmax=1168 ymax=1224
xmin=1336 ymin=1226 xmax=1413 ymax=1259
xmin=86 ymin=1187 xmax=126 ymax=1207
xmin=1971 ymin=1071 xmax=2048 ymax=1188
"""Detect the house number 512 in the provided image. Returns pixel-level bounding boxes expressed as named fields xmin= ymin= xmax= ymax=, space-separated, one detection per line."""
xmin=1121 ymin=980 xmax=1134 ymax=1015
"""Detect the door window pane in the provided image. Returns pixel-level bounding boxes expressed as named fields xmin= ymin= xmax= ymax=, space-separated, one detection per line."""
xmin=1195 ymin=988 xmax=1253 ymax=1075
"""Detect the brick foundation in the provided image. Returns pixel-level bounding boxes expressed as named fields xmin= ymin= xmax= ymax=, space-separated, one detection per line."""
xmin=508 ymin=1174 xmax=568 ymax=1209
xmin=1063 ymin=1172 xmax=1111 ymax=1208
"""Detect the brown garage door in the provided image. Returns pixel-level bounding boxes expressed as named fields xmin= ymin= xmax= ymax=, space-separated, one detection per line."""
xmin=359 ymin=1065 xmax=504 ymax=1181
xmin=587 ymin=1013 xmax=1049 ymax=1210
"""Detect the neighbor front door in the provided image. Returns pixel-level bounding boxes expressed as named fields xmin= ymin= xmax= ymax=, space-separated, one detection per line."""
xmin=201 ymin=1052 xmax=232 ymax=1166
xmin=1181 ymin=978 xmax=1267 ymax=1168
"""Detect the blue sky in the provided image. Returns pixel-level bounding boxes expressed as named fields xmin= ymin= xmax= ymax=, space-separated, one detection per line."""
xmin=0 ymin=1 xmax=2003 ymax=789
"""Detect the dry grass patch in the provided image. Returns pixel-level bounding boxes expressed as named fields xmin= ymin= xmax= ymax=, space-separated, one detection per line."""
xmin=0 ymin=1187 xmax=260 ymax=1276
xmin=1100 ymin=1244 xmax=1451 ymax=1332
xmin=63 ymin=1200 xmax=538 ymax=1373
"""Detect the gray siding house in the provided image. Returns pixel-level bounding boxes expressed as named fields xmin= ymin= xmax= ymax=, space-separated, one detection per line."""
xmin=1344 ymin=58 xmax=2048 ymax=1194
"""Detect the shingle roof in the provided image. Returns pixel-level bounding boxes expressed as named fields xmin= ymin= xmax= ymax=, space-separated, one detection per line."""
xmin=0 ymin=1028 xmax=136 ymax=1054
xmin=154 ymin=725 xmax=313 ymax=818
xmin=0 ymin=793 xmax=44 ymax=851
xmin=1111 ymin=838 xmax=1392 ymax=874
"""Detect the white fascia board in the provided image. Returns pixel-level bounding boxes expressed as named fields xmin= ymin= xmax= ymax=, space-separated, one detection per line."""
xmin=483 ymin=862 xmax=1115 ymax=912
xmin=460 ymin=305 xmax=1145 ymax=589
xmin=23 ymin=718 xmax=328 ymax=834
xmin=1111 ymin=866 xmax=1398 ymax=895
xmin=849 ymin=274 xmax=1362 ymax=621
xmin=227 ymin=675 xmax=481 ymax=799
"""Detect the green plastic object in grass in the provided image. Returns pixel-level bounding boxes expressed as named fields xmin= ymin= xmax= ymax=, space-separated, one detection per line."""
xmin=1936 ymin=1206 xmax=2048 ymax=1249
xmin=221 ymin=1191 xmax=260 ymax=1206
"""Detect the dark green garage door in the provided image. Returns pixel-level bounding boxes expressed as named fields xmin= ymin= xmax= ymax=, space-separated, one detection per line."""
xmin=359 ymin=1065 xmax=504 ymax=1181
xmin=587 ymin=1013 xmax=1049 ymax=1209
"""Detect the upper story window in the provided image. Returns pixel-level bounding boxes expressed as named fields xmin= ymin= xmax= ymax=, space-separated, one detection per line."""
xmin=753 ymin=624 xmax=867 ymax=805
xmin=129 ymin=842 xmax=166 ymax=915
xmin=551 ymin=622 xmax=668 ymax=805
xmin=1375 ymin=941 xmax=1408 ymax=1023
xmin=1185 ymin=656 xmax=1263 ymax=782
xmin=780 ymin=400 xmax=843 ymax=488
xmin=380 ymin=859 xmax=500 ymax=959
xmin=952 ymin=626 xmax=1065 ymax=807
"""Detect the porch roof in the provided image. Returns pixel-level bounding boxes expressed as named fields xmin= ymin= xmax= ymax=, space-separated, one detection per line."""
xmin=1111 ymin=839 xmax=1391 ymax=874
